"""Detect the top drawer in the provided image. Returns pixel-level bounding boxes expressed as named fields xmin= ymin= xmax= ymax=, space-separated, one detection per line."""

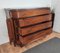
xmin=9 ymin=8 xmax=51 ymax=18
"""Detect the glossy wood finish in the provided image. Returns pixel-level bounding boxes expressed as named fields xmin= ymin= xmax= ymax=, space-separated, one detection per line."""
xmin=19 ymin=14 xmax=52 ymax=27
xmin=19 ymin=28 xmax=52 ymax=44
xmin=6 ymin=7 xmax=53 ymax=47
xmin=6 ymin=18 xmax=14 ymax=44
xmin=19 ymin=22 xmax=52 ymax=36
xmin=10 ymin=8 xmax=51 ymax=18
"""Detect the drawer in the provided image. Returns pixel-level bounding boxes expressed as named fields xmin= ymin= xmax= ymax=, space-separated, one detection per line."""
xmin=19 ymin=28 xmax=52 ymax=44
xmin=18 ymin=21 xmax=52 ymax=36
xmin=19 ymin=14 xmax=52 ymax=27
xmin=10 ymin=8 xmax=51 ymax=18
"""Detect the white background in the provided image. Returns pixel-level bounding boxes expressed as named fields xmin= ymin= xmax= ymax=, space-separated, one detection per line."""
xmin=52 ymin=0 xmax=60 ymax=33
xmin=0 ymin=0 xmax=51 ymax=9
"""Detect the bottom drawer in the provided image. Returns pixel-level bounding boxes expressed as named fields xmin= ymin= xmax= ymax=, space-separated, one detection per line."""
xmin=19 ymin=28 xmax=52 ymax=44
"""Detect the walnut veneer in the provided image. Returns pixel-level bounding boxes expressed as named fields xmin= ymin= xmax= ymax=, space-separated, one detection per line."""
xmin=6 ymin=7 xmax=54 ymax=47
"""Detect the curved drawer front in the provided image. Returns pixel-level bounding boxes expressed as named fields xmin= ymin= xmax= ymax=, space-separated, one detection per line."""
xmin=19 ymin=21 xmax=52 ymax=36
xmin=10 ymin=8 xmax=51 ymax=18
xmin=19 ymin=14 xmax=52 ymax=27
xmin=19 ymin=28 xmax=52 ymax=44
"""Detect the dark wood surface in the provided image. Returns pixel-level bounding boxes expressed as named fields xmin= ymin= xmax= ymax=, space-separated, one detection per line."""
xmin=18 ymin=14 xmax=52 ymax=27
xmin=19 ymin=28 xmax=52 ymax=45
xmin=6 ymin=7 xmax=53 ymax=47
xmin=19 ymin=22 xmax=52 ymax=36
xmin=10 ymin=8 xmax=51 ymax=18
xmin=6 ymin=18 xmax=14 ymax=44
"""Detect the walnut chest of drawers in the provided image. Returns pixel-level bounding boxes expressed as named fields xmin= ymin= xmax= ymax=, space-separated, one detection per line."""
xmin=6 ymin=7 xmax=53 ymax=47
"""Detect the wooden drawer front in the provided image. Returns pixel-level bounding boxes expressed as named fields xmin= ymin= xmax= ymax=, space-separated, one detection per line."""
xmin=19 ymin=22 xmax=52 ymax=36
xmin=10 ymin=8 xmax=51 ymax=18
xmin=19 ymin=14 xmax=52 ymax=27
xmin=19 ymin=28 xmax=52 ymax=44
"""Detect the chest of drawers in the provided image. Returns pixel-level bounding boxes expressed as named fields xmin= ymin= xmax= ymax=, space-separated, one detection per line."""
xmin=6 ymin=7 xmax=53 ymax=47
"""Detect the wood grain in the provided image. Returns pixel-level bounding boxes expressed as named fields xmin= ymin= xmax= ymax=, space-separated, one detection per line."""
xmin=19 ymin=22 xmax=52 ymax=36
xmin=10 ymin=8 xmax=51 ymax=18
xmin=6 ymin=8 xmax=53 ymax=46
xmin=19 ymin=14 xmax=52 ymax=27
xmin=0 ymin=32 xmax=60 ymax=53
